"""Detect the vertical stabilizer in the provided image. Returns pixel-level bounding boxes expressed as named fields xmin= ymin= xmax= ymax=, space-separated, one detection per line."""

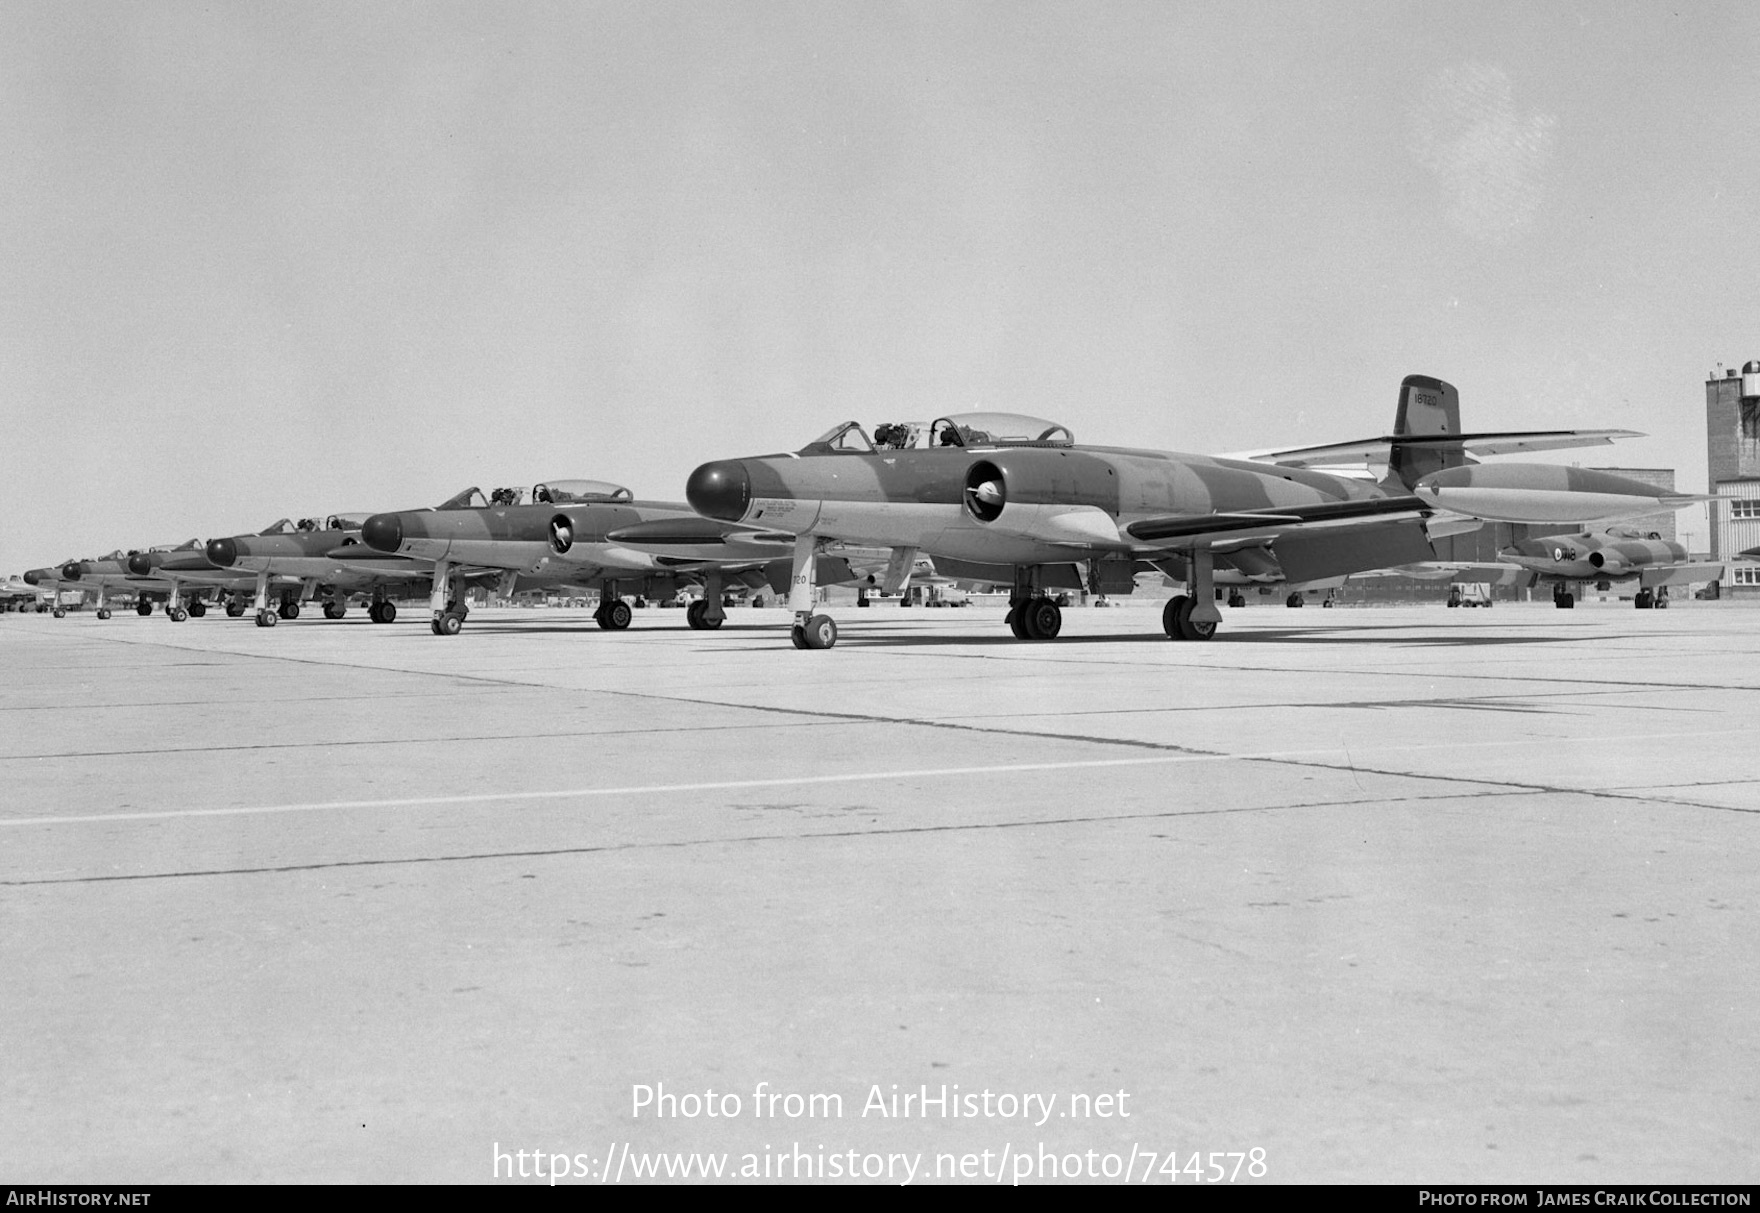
xmin=1389 ymin=375 xmax=1463 ymax=491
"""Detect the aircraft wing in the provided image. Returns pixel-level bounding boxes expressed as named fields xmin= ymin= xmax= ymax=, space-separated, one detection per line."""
xmin=1123 ymin=496 xmax=1424 ymax=546
xmin=1236 ymin=429 xmax=1643 ymax=470
xmin=606 ymin=518 xmax=798 ymax=561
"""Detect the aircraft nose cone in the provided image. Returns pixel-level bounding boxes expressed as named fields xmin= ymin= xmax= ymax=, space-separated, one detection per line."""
xmin=205 ymin=537 xmax=238 ymax=567
xmin=686 ymin=461 xmax=751 ymax=522
xmin=127 ymin=553 xmax=154 ymax=575
xmin=60 ymin=562 xmax=83 ymax=581
xmin=361 ymin=513 xmax=404 ymax=553
xmin=23 ymin=569 xmax=42 ymax=585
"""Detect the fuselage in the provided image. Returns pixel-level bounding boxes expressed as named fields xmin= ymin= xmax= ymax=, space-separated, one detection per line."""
xmin=687 ymin=439 xmax=1394 ymax=566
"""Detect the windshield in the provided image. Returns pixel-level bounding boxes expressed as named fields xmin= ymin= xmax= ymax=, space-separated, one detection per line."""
xmin=325 ymin=514 xmax=372 ymax=531
xmin=437 ymin=487 xmax=489 ymax=511
xmin=800 ymin=422 xmax=875 ymax=454
xmin=533 ymin=480 xmax=634 ymax=504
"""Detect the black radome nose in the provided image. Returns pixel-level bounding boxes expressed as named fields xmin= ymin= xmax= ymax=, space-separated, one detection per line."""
xmin=205 ymin=537 xmax=238 ymax=567
xmin=686 ymin=461 xmax=751 ymax=522
xmin=127 ymin=554 xmax=154 ymax=575
xmin=361 ymin=513 xmax=404 ymax=553
xmin=23 ymin=569 xmax=43 ymax=585
xmin=60 ymin=562 xmax=83 ymax=581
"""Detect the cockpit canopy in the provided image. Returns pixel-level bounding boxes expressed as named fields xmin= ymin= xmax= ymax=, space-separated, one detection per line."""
xmin=1604 ymin=526 xmax=1663 ymax=541
xmin=532 ymin=480 xmax=633 ymax=504
xmin=800 ymin=412 xmax=1074 ymax=455
xmin=930 ymin=412 xmax=1074 ymax=447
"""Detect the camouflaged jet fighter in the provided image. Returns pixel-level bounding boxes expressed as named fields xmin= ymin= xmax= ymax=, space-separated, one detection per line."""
xmin=678 ymin=374 xmax=1700 ymax=649
xmin=39 ymin=546 xmax=214 ymax=619
xmin=1498 ymin=527 xmax=1723 ymax=609
xmin=359 ymin=480 xmax=811 ymax=635
xmin=203 ymin=514 xmax=436 ymax=627
xmin=120 ymin=540 xmax=265 ymax=620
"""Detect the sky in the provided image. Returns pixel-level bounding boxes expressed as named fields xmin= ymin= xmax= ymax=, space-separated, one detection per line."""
xmin=4 ymin=0 xmax=1758 ymax=571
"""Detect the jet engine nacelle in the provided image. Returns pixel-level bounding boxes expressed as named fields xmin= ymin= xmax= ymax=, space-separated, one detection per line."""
xmin=1414 ymin=463 xmax=1692 ymax=525
xmin=961 ymin=458 xmax=1124 ymax=544
xmin=1587 ymin=549 xmax=1630 ymax=575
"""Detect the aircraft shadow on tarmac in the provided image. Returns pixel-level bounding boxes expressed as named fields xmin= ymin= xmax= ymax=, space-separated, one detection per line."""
xmin=443 ymin=620 xmax=1638 ymax=649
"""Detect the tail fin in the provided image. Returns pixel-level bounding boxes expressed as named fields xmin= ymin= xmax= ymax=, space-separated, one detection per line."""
xmin=1389 ymin=374 xmax=1463 ymax=491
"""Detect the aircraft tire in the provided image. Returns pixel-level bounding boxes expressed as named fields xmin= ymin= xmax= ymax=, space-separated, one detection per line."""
xmin=169 ymin=607 xmax=188 ymax=622
xmin=255 ymin=610 xmax=276 ymax=628
xmin=1175 ymin=597 xmax=1217 ymax=641
xmin=436 ymin=612 xmax=463 ymax=636
xmin=1286 ymin=593 xmax=1303 ymax=608
xmin=686 ymin=600 xmax=706 ymax=629
xmin=790 ymin=624 xmax=808 ymax=649
xmin=1025 ymin=599 xmax=1061 ymax=640
xmin=1228 ymin=592 xmax=1246 ymax=608
xmin=96 ymin=608 xmax=111 ymax=620
xmin=801 ymin=613 xmax=837 ymax=650
xmin=226 ymin=602 xmax=245 ymax=618
xmin=52 ymin=607 xmax=66 ymax=618
xmin=1634 ymin=590 xmax=1653 ymax=610
xmin=604 ymin=600 xmax=632 ymax=630
xmin=1007 ymin=602 xmax=1030 ymax=639
xmin=137 ymin=602 xmax=153 ymax=616
xmin=1555 ymin=593 xmax=1574 ymax=609
xmin=190 ymin=601 xmax=207 ymax=618
xmin=323 ymin=602 xmax=342 ymax=620
xmin=1162 ymin=595 xmax=1189 ymax=639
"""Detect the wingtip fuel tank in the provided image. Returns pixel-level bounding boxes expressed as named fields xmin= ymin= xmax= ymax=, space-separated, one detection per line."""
xmin=1414 ymin=464 xmax=1702 ymax=524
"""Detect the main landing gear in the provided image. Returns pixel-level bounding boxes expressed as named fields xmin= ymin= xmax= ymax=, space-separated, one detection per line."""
xmin=595 ymin=589 xmax=633 ymax=630
xmin=1006 ymin=597 xmax=1062 ymax=640
xmin=1553 ymin=584 xmax=1575 ymax=609
xmin=136 ymin=601 xmax=154 ymax=616
xmin=368 ymin=600 xmax=398 ymax=624
xmin=685 ymin=573 xmax=727 ymax=631
xmin=1161 ymin=595 xmax=1218 ymax=640
xmin=322 ymin=599 xmax=347 ymax=620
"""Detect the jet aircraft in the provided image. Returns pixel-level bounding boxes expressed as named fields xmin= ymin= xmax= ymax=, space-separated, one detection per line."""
xmin=676 ymin=375 xmax=1709 ymax=648
xmin=359 ymin=480 xmax=820 ymax=635
xmin=203 ymin=514 xmax=434 ymax=627
xmin=1497 ymin=527 xmax=1723 ymax=608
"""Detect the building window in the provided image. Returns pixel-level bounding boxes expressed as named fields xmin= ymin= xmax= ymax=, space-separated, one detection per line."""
xmin=1734 ymin=566 xmax=1760 ymax=586
xmin=1732 ymin=500 xmax=1760 ymax=520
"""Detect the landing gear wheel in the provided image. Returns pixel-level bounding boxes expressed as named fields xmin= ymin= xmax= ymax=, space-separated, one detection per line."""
xmin=602 ymin=600 xmax=632 ymax=630
xmin=1007 ymin=602 xmax=1029 ymax=639
xmin=1286 ymin=593 xmax=1304 ymax=608
xmin=137 ymin=602 xmax=153 ymax=616
xmin=323 ymin=602 xmax=345 ymax=620
xmin=225 ymin=601 xmax=245 ymax=618
xmin=790 ymin=624 xmax=808 ymax=649
xmin=1162 ymin=595 xmax=1191 ymax=639
xmin=1023 ymin=599 xmax=1062 ymax=640
xmin=800 ymin=614 xmax=837 ymax=650
xmin=278 ymin=601 xmax=300 ymax=620
xmin=1228 ymin=591 xmax=1246 ymax=608
xmin=433 ymin=611 xmax=464 ymax=636
xmin=52 ymin=607 xmax=66 ymax=618
xmin=1633 ymin=589 xmax=1654 ymax=610
xmin=96 ymin=608 xmax=111 ymax=620
xmin=1554 ymin=591 xmax=1575 ymax=609
xmin=1173 ymin=596 xmax=1217 ymax=641
xmin=255 ymin=610 xmax=277 ymax=628
xmin=169 ymin=607 xmax=188 ymax=622
xmin=686 ymin=600 xmax=707 ymax=629
xmin=188 ymin=601 xmax=207 ymax=618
